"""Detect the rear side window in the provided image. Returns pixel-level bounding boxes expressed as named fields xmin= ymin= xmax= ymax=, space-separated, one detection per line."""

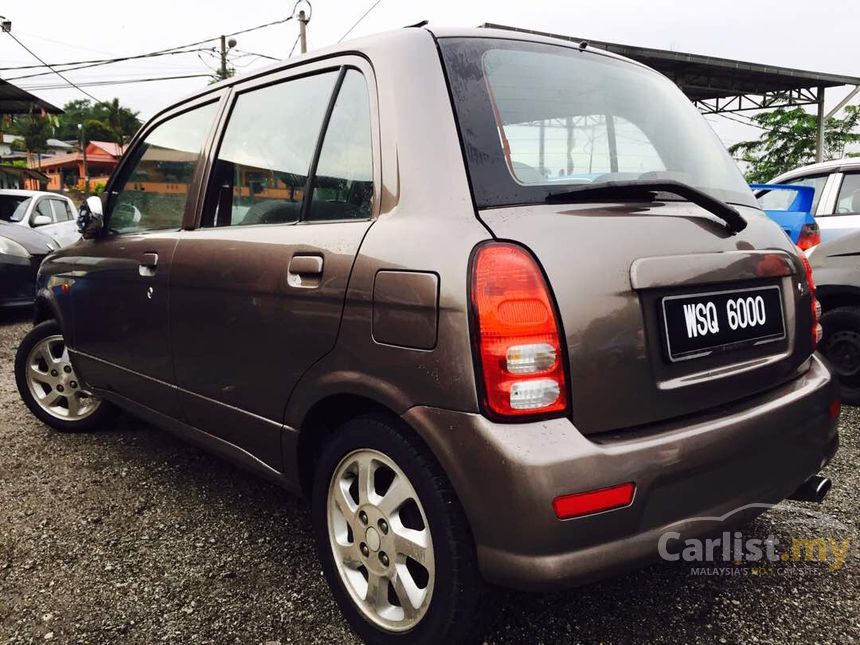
xmin=307 ymin=70 xmax=373 ymax=221
xmin=835 ymin=173 xmax=860 ymax=215
xmin=109 ymin=102 xmax=218 ymax=234
xmin=205 ymin=71 xmax=339 ymax=227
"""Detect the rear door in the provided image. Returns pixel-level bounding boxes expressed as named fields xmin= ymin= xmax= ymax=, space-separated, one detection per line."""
xmin=170 ymin=59 xmax=378 ymax=468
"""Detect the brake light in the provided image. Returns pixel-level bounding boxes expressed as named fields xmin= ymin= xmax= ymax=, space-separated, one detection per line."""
xmin=470 ymin=243 xmax=568 ymax=419
xmin=797 ymin=223 xmax=821 ymax=251
xmin=798 ymin=248 xmax=822 ymax=348
xmin=553 ymin=482 xmax=636 ymax=519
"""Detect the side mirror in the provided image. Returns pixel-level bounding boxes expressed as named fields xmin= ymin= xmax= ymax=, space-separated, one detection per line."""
xmin=77 ymin=195 xmax=104 ymax=239
xmin=32 ymin=214 xmax=52 ymax=227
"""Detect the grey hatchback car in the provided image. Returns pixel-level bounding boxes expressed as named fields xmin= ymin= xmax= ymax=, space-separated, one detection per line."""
xmin=14 ymin=26 xmax=840 ymax=643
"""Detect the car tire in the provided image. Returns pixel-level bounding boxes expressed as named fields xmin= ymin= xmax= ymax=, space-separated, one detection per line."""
xmin=311 ymin=414 xmax=483 ymax=644
xmin=820 ymin=306 xmax=860 ymax=406
xmin=14 ymin=320 xmax=115 ymax=432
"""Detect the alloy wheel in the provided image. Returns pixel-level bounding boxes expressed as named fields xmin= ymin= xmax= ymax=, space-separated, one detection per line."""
xmin=327 ymin=448 xmax=435 ymax=632
xmin=24 ymin=334 xmax=100 ymax=421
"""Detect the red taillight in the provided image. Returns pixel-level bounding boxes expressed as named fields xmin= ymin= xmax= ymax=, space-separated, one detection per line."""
xmin=553 ymin=482 xmax=636 ymax=519
xmin=470 ymin=242 xmax=568 ymax=419
xmin=829 ymin=399 xmax=841 ymax=421
xmin=798 ymin=248 xmax=822 ymax=348
xmin=797 ymin=223 xmax=821 ymax=251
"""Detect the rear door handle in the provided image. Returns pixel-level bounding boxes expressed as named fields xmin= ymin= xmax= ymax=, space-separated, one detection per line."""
xmin=288 ymin=255 xmax=323 ymax=288
xmin=139 ymin=252 xmax=159 ymax=277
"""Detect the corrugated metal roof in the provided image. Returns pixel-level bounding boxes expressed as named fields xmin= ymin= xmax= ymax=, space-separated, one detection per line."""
xmin=480 ymin=24 xmax=860 ymax=101
xmin=0 ymin=78 xmax=62 ymax=114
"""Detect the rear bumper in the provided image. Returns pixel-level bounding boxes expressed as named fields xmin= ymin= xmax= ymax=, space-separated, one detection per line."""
xmin=403 ymin=354 xmax=839 ymax=591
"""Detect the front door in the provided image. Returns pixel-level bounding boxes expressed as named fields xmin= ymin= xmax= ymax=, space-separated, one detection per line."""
xmin=69 ymin=99 xmax=220 ymax=415
xmin=170 ymin=63 xmax=378 ymax=469
xmin=30 ymin=196 xmax=78 ymax=247
xmin=818 ymin=171 xmax=860 ymax=243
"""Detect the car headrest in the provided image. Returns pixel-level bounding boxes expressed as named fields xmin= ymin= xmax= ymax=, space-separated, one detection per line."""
xmin=852 ymin=189 xmax=860 ymax=213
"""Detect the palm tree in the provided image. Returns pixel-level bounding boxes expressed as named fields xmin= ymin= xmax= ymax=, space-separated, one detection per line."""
xmin=10 ymin=115 xmax=53 ymax=167
xmin=100 ymin=98 xmax=141 ymax=145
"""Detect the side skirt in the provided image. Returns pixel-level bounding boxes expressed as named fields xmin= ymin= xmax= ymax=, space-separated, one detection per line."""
xmin=95 ymin=388 xmax=298 ymax=494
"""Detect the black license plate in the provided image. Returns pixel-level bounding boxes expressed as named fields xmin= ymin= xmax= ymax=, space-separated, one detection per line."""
xmin=662 ymin=285 xmax=785 ymax=362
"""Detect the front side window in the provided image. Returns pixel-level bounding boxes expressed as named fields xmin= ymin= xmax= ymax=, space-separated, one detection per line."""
xmin=50 ymin=199 xmax=72 ymax=222
xmin=307 ymin=70 xmax=373 ymax=221
xmin=33 ymin=199 xmax=55 ymax=224
xmin=109 ymin=102 xmax=218 ymax=234
xmin=835 ymin=173 xmax=860 ymax=215
xmin=205 ymin=71 xmax=339 ymax=227
xmin=441 ymin=38 xmax=757 ymax=208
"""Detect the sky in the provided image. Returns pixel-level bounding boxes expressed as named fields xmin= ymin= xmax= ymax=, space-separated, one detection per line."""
xmin=0 ymin=0 xmax=858 ymax=150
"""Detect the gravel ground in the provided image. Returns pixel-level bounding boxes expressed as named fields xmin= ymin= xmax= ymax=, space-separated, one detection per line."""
xmin=1 ymin=313 xmax=858 ymax=644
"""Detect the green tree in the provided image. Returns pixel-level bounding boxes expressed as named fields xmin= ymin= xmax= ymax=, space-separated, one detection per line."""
xmin=729 ymin=105 xmax=860 ymax=183
xmin=53 ymin=98 xmax=142 ymax=145
xmin=7 ymin=114 xmax=57 ymax=165
xmin=100 ymin=98 xmax=141 ymax=144
xmin=81 ymin=118 xmax=115 ymax=142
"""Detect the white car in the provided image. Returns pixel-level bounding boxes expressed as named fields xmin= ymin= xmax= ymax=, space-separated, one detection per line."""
xmin=764 ymin=159 xmax=860 ymax=247
xmin=0 ymin=189 xmax=81 ymax=248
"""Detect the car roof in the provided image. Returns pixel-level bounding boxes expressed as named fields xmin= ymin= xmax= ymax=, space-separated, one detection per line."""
xmin=773 ymin=158 xmax=860 ymax=182
xmin=153 ymin=26 xmax=643 ymax=122
xmin=0 ymin=189 xmax=64 ymax=198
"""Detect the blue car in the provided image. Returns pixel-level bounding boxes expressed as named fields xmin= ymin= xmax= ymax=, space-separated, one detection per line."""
xmin=751 ymin=183 xmax=820 ymax=250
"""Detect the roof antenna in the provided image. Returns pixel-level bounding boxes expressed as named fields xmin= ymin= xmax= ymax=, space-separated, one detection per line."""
xmin=405 ymin=20 xmax=429 ymax=28
xmin=579 ymin=40 xmax=588 ymax=50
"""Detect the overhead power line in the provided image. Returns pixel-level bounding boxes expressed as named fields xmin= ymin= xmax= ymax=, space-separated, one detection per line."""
xmin=0 ymin=49 xmax=208 ymax=71
xmin=18 ymin=73 xmax=212 ymax=91
xmin=3 ymin=29 xmax=101 ymax=102
xmin=338 ymin=0 xmax=384 ymax=43
xmin=2 ymin=48 xmax=216 ymax=82
xmin=1 ymin=14 xmax=294 ymax=87
xmin=231 ymin=48 xmax=280 ymax=62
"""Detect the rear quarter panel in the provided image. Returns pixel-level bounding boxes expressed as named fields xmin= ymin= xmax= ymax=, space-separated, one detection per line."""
xmin=282 ymin=30 xmax=493 ymax=481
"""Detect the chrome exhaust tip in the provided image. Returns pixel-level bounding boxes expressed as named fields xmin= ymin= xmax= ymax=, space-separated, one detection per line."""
xmin=789 ymin=475 xmax=832 ymax=503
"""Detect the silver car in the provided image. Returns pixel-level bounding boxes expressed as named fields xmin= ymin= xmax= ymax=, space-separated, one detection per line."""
xmin=0 ymin=189 xmax=81 ymax=248
xmin=763 ymin=159 xmax=860 ymax=245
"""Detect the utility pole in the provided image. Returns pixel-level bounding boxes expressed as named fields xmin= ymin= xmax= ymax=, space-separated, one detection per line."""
xmin=816 ymin=85 xmax=826 ymax=163
xmin=219 ymin=35 xmax=228 ymax=80
xmin=216 ymin=36 xmax=236 ymax=81
xmin=78 ymin=123 xmax=89 ymax=194
xmin=298 ymin=10 xmax=308 ymax=54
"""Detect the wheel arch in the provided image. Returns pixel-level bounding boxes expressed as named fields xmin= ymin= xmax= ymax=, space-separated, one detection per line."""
xmin=292 ymin=393 xmax=397 ymax=498
xmin=816 ymin=284 xmax=860 ymax=313
xmin=289 ymin=390 xmax=458 ymax=506
xmin=32 ymin=288 xmax=70 ymax=334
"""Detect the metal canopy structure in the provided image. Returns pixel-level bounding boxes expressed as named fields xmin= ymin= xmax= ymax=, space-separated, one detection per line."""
xmin=0 ymin=78 xmax=62 ymax=114
xmin=481 ymin=23 xmax=860 ymax=161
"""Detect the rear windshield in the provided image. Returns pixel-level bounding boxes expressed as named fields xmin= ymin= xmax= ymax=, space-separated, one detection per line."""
xmin=439 ymin=38 xmax=756 ymax=209
xmin=0 ymin=194 xmax=31 ymax=222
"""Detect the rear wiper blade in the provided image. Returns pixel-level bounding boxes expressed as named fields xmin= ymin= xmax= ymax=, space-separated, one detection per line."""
xmin=545 ymin=179 xmax=747 ymax=234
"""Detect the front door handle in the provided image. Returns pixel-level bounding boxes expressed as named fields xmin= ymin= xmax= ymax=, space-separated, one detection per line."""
xmin=287 ymin=255 xmax=323 ymax=288
xmin=139 ymin=252 xmax=159 ymax=277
